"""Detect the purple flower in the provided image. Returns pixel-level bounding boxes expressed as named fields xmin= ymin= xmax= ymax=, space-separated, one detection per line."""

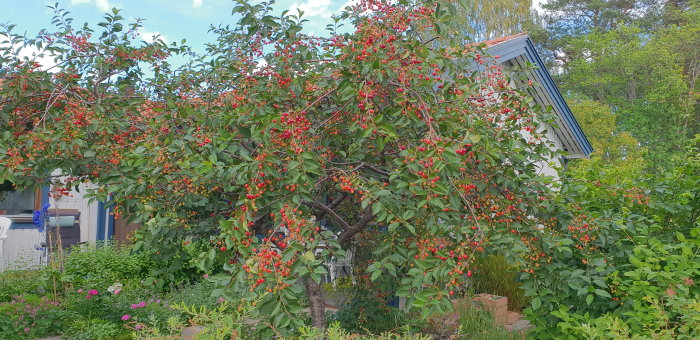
xmin=32 ymin=211 xmax=42 ymax=227
xmin=121 ymin=314 xmax=131 ymax=321
xmin=33 ymin=204 xmax=50 ymax=232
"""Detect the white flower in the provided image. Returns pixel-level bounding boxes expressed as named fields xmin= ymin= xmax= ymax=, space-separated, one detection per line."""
xmin=107 ymin=282 xmax=123 ymax=294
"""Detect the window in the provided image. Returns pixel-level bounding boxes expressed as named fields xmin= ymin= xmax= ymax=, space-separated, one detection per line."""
xmin=0 ymin=181 xmax=41 ymax=216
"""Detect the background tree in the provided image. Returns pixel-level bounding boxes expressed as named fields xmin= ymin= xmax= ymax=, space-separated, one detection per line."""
xmin=449 ymin=0 xmax=536 ymax=41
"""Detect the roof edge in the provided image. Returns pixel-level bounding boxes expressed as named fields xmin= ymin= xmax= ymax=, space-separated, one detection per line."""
xmin=486 ymin=34 xmax=594 ymax=157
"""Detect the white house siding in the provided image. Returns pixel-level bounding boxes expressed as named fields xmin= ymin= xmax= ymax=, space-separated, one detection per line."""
xmin=1 ymin=176 xmax=101 ymax=270
xmin=1 ymin=228 xmax=44 ymax=269
xmin=49 ymin=180 xmax=100 ymax=243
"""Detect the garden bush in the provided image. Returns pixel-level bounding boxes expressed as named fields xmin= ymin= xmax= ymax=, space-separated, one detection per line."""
xmin=333 ymin=287 xmax=419 ymax=335
xmin=0 ymin=294 xmax=70 ymax=339
xmin=63 ymin=318 xmax=129 ymax=340
xmin=0 ymin=270 xmax=43 ymax=302
xmin=297 ymin=322 xmax=432 ymax=340
xmin=63 ymin=242 xmax=154 ymax=288
xmin=551 ymin=229 xmax=700 ymax=339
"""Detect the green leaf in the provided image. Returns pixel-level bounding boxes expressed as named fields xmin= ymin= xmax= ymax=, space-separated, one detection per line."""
xmin=594 ymin=289 xmax=611 ymax=298
xmin=370 ymin=269 xmax=382 ymax=281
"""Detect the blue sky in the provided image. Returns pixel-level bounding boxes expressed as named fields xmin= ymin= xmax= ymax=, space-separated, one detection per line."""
xmin=0 ymin=0 xmax=352 ymax=54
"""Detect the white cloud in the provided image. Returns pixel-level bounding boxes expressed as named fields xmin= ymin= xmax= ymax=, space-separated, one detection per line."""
xmin=0 ymin=34 xmax=59 ymax=71
xmin=288 ymin=0 xmax=333 ymax=18
xmin=533 ymin=0 xmax=547 ymax=14
xmin=338 ymin=0 xmax=372 ymax=15
xmin=193 ymin=0 xmax=203 ymax=8
xmin=138 ymin=28 xmax=168 ymax=43
xmin=70 ymin=0 xmax=112 ymax=13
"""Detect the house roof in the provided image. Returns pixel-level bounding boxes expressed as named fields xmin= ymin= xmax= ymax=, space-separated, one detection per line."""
xmin=478 ymin=33 xmax=528 ymax=48
xmin=479 ymin=34 xmax=593 ymax=158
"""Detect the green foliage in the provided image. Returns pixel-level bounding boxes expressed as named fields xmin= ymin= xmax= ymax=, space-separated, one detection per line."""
xmin=0 ymin=294 xmax=71 ymax=340
xmin=0 ymin=0 xmax=570 ymax=334
xmin=166 ymin=301 xmax=255 ymax=339
xmin=0 ymin=270 xmax=43 ymax=302
xmin=472 ymin=255 xmax=528 ymax=311
xmin=63 ymin=318 xmax=129 ymax=340
xmin=443 ymin=0 xmax=535 ymax=42
xmin=551 ymin=229 xmax=700 ymax=339
xmin=165 ymin=281 xmax=220 ymax=310
xmin=0 ymin=0 xmax=697 ymax=337
xmin=454 ymin=302 xmax=519 ymax=340
xmin=333 ymin=288 xmax=416 ymax=335
xmin=63 ymin=242 xmax=154 ymax=287
xmin=525 ymin=137 xmax=700 ymax=338
xmin=297 ymin=322 xmax=432 ymax=340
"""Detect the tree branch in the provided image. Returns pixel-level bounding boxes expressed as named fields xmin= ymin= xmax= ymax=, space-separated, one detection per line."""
xmin=337 ymin=206 xmax=373 ymax=245
xmin=305 ymin=200 xmax=351 ymax=231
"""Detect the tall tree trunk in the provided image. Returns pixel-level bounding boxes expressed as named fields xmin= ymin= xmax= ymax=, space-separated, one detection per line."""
xmin=303 ymin=276 xmax=326 ymax=329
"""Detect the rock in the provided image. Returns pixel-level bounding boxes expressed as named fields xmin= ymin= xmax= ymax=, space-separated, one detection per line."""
xmin=505 ymin=319 xmax=531 ymax=332
xmin=182 ymin=325 xmax=204 ymax=340
xmin=472 ymin=293 xmax=508 ymax=326
xmin=506 ymin=311 xmax=522 ymax=325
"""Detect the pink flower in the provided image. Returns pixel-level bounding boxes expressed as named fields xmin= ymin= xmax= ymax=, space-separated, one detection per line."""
xmin=88 ymin=290 xmax=99 ymax=296
xmin=135 ymin=325 xmax=142 ymax=330
xmin=77 ymin=289 xmax=83 ymax=293
xmin=113 ymin=289 xmax=121 ymax=295
xmin=203 ymin=274 xmax=209 ymax=278
xmin=131 ymin=301 xmax=147 ymax=309
xmin=85 ymin=295 xmax=92 ymax=299
xmin=121 ymin=314 xmax=131 ymax=321
xmin=24 ymin=327 xmax=30 ymax=333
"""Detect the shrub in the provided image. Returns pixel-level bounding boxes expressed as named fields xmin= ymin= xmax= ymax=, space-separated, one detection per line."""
xmin=297 ymin=322 xmax=432 ymax=340
xmin=63 ymin=318 xmax=128 ymax=340
xmin=164 ymin=281 xmax=219 ymax=310
xmin=333 ymin=287 xmax=418 ymax=335
xmin=0 ymin=270 xmax=43 ymax=302
xmin=549 ymin=229 xmax=700 ymax=339
xmin=0 ymin=294 xmax=70 ymax=339
xmin=63 ymin=242 xmax=153 ymax=288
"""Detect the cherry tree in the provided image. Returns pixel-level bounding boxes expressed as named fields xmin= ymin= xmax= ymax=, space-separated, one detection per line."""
xmin=1 ymin=0 xmax=576 ymax=335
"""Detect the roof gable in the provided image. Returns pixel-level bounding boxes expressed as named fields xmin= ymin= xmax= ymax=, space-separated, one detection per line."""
xmin=483 ymin=34 xmax=593 ymax=158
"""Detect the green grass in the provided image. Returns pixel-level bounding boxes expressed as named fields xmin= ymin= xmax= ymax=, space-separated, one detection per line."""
xmin=472 ymin=255 xmax=529 ymax=311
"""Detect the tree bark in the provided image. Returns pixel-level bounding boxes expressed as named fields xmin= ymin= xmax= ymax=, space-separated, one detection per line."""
xmin=303 ymin=276 xmax=327 ymax=330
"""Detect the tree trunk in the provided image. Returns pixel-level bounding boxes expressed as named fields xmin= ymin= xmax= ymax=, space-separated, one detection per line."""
xmin=303 ymin=276 xmax=326 ymax=330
